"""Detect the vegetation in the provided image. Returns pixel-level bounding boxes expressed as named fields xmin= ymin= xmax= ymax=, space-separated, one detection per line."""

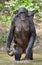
xmin=0 ymin=0 xmax=42 ymax=16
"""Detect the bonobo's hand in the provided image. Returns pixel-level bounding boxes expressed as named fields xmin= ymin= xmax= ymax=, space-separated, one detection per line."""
xmin=25 ymin=48 xmax=32 ymax=59
xmin=6 ymin=47 xmax=10 ymax=54
xmin=6 ymin=47 xmax=13 ymax=56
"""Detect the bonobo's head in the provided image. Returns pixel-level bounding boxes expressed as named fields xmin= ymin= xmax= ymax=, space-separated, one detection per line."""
xmin=18 ymin=8 xmax=28 ymax=21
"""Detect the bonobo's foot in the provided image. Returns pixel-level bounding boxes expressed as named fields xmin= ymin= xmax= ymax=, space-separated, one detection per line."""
xmin=14 ymin=46 xmax=21 ymax=61
xmin=15 ymin=52 xmax=21 ymax=60
xmin=25 ymin=55 xmax=33 ymax=60
xmin=26 ymin=48 xmax=33 ymax=60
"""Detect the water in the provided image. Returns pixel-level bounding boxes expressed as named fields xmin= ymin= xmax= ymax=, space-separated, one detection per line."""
xmin=0 ymin=60 xmax=42 ymax=65
xmin=0 ymin=51 xmax=42 ymax=65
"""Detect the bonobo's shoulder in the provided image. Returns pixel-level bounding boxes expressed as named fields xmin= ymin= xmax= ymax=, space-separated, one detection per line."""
xmin=13 ymin=14 xmax=18 ymax=21
xmin=28 ymin=11 xmax=34 ymax=16
xmin=12 ymin=14 xmax=19 ymax=24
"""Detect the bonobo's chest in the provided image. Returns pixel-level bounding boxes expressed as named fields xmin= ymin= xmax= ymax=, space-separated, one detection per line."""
xmin=15 ymin=17 xmax=30 ymax=32
xmin=14 ymin=17 xmax=30 ymax=49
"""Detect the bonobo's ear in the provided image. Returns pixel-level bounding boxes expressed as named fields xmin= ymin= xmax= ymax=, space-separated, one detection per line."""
xmin=28 ymin=11 xmax=34 ymax=17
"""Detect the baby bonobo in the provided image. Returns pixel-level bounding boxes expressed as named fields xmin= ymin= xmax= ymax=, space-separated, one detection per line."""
xmin=6 ymin=8 xmax=36 ymax=61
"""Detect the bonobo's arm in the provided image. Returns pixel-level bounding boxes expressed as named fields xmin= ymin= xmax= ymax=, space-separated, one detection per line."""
xmin=6 ymin=18 xmax=15 ymax=54
xmin=28 ymin=13 xmax=36 ymax=49
xmin=26 ymin=13 xmax=36 ymax=57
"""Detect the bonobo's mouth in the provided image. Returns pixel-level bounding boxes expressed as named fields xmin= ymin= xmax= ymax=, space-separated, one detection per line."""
xmin=20 ymin=16 xmax=25 ymax=22
xmin=21 ymin=18 xmax=25 ymax=22
xmin=19 ymin=13 xmax=26 ymax=22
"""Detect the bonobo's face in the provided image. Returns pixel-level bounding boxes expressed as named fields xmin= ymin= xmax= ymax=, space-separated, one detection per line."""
xmin=19 ymin=12 xmax=27 ymax=21
xmin=17 ymin=8 xmax=28 ymax=21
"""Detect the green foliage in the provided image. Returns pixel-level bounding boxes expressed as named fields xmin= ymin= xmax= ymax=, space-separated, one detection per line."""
xmin=0 ymin=30 xmax=7 ymax=43
xmin=0 ymin=15 xmax=11 ymax=27
xmin=0 ymin=3 xmax=3 ymax=11
xmin=3 ymin=0 xmax=42 ymax=17
xmin=0 ymin=15 xmax=11 ymax=44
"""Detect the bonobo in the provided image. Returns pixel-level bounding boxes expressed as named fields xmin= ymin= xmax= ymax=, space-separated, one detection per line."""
xmin=6 ymin=8 xmax=36 ymax=60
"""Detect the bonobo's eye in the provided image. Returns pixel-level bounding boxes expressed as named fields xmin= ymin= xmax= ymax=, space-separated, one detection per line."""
xmin=19 ymin=13 xmax=26 ymax=21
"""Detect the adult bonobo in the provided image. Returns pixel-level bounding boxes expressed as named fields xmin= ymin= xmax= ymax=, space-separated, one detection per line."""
xmin=6 ymin=8 xmax=36 ymax=60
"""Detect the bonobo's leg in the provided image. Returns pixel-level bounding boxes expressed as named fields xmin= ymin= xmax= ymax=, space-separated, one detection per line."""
xmin=14 ymin=45 xmax=21 ymax=60
xmin=26 ymin=49 xmax=33 ymax=60
xmin=29 ymin=49 xmax=33 ymax=60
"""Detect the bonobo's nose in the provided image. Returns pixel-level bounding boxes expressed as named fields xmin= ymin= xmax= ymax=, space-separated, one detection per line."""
xmin=21 ymin=18 xmax=25 ymax=21
xmin=20 ymin=13 xmax=25 ymax=21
